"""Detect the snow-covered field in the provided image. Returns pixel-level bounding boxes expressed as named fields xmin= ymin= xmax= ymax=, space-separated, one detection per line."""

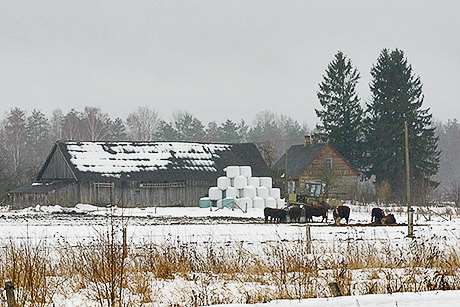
xmin=212 ymin=290 xmax=460 ymax=307
xmin=1 ymin=202 xmax=459 ymax=306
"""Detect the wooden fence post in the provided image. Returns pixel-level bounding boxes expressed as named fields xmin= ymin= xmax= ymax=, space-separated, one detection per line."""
xmin=328 ymin=282 xmax=342 ymax=297
xmin=306 ymin=225 xmax=311 ymax=254
xmin=122 ymin=227 xmax=127 ymax=259
xmin=5 ymin=281 xmax=17 ymax=307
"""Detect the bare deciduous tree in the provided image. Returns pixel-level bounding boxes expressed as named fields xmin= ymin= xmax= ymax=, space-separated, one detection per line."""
xmin=62 ymin=109 xmax=85 ymax=140
xmin=126 ymin=106 xmax=160 ymax=141
xmin=82 ymin=106 xmax=112 ymax=141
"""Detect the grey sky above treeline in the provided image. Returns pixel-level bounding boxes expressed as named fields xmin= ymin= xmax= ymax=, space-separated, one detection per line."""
xmin=1 ymin=1 xmax=459 ymax=128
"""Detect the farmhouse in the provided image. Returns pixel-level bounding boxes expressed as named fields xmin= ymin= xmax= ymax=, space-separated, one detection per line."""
xmin=8 ymin=141 xmax=272 ymax=209
xmin=273 ymin=137 xmax=358 ymax=200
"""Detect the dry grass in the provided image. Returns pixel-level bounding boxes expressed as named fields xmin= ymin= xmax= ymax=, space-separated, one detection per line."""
xmin=1 ymin=225 xmax=460 ymax=306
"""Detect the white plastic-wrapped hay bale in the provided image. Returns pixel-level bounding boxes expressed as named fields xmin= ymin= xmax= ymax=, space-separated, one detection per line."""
xmin=243 ymin=185 xmax=256 ymax=198
xmin=256 ymin=186 xmax=270 ymax=199
xmin=269 ymin=188 xmax=281 ymax=200
xmin=225 ymin=186 xmax=239 ymax=199
xmin=239 ymin=166 xmax=252 ymax=177
xmin=217 ymin=176 xmax=231 ymax=190
xmin=233 ymin=175 xmax=247 ymax=189
xmin=222 ymin=197 xmax=236 ymax=208
xmin=265 ymin=196 xmax=277 ymax=208
xmin=225 ymin=166 xmax=240 ymax=178
xmin=247 ymin=177 xmax=260 ymax=187
xmin=252 ymin=196 xmax=265 ymax=209
xmin=277 ymin=198 xmax=286 ymax=208
xmin=238 ymin=197 xmax=252 ymax=210
xmin=208 ymin=187 xmax=222 ymax=201
xmin=199 ymin=197 xmax=211 ymax=208
xmin=260 ymin=177 xmax=273 ymax=188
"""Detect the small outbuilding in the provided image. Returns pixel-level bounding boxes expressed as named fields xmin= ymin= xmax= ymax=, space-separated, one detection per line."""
xmin=273 ymin=138 xmax=358 ymax=200
xmin=8 ymin=141 xmax=272 ymax=209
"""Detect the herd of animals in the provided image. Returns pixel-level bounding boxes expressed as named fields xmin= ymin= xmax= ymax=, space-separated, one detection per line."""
xmin=264 ymin=205 xmax=397 ymax=225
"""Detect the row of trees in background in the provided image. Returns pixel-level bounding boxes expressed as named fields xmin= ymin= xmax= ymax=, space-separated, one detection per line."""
xmin=315 ymin=48 xmax=440 ymax=204
xmin=0 ymin=108 xmax=308 ymax=200
xmin=2 ymin=48 xmax=460 ymax=206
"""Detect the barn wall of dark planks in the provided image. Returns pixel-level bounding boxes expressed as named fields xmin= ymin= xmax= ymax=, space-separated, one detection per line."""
xmin=77 ymin=180 xmax=214 ymax=207
xmin=10 ymin=180 xmax=214 ymax=209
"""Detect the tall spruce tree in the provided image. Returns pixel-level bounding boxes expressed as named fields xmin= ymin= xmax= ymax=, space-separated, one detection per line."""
xmin=364 ymin=48 xmax=439 ymax=203
xmin=315 ymin=51 xmax=363 ymax=171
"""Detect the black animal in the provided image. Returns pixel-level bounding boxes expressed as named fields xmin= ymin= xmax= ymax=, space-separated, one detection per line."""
xmin=264 ymin=207 xmax=286 ymax=223
xmin=289 ymin=206 xmax=302 ymax=223
xmin=333 ymin=205 xmax=350 ymax=224
xmin=371 ymin=207 xmax=385 ymax=224
xmin=304 ymin=205 xmax=328 ymax=223
xmin=381 ymin=214 xmax=396 ymax=225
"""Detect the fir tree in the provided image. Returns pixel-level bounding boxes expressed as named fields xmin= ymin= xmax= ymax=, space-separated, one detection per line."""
xmin=109 ymin=117 xmax=128 ymax=141
xmin=315 ymin=51 xmax=363 ymax=170
xmin=156 ymin=120 xmax=180 ymax=141
xmin=172 ymin=111 xmax=205 ymax=142
xmin=26 ymin=109 xmax=51 ymax=170
xmin=364 ymin=48 xmax=439 ymax=203
xmin=217 ymin=119 xmax=245 ymax=143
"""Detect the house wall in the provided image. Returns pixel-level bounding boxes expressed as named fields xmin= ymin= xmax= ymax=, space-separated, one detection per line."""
xmin=298 ymin=145 xmax=358 ymax=199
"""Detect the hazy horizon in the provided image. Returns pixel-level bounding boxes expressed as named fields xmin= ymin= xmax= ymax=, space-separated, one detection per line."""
xmin=2 ymin=1 xmax=459 ymax=126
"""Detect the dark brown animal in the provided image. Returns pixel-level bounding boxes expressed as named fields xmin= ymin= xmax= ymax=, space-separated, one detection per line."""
xmin=333 ymin=205 xmax=350 ymax=224
xmin=304 ymin=205 xmax=328 ymax=223
xmin=381 ymin=214 xmax=396 ymax=225
xmin=264 ymin=207 xmax=286 ymax=223
xmin=371 ymin=207 xmax=385 ymax=224
xmin=289 ymin=206 xmax=302 ymax=223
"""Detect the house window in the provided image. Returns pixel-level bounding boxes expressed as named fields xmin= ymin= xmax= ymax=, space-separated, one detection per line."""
xmin=325 ymin=158 xmax=333 ymax=169
xmin=305 ymin=182 xmax=323 ymax=197
xmin=288 ymin=181 xmax=296 ymax=193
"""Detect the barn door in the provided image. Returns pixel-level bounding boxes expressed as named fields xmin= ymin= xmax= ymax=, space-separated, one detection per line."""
xmin=94 ymin=182 xmax=114 ymax=205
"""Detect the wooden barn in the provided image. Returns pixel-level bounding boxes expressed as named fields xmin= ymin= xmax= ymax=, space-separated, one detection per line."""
xmin=273 ymin=138 xmax=358 ymax=200
xmin=8 ymin=141 xmax=272 ymax=209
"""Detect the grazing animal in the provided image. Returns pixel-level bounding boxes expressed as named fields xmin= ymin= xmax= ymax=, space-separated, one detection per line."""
xmin=289 ymin=206 xmax=302 ymax=223
xmin=333 ymin=205 xmax=351 ymax=224
xmin=304 ymin=205 xmax=328 ymax=223
xmin=371 ymin=207 xmax=385 ymax=224
xmin=264 ymin=207 xmax=286 ymax=223
xmin=381 ymin=214 xmax=396 ymax=225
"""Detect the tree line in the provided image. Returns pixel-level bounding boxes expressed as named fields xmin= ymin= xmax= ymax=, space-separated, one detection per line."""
xmin=1 ymin=48 xmax=459 ymax=206
xmin=0 ymin=107 xmax=308 ymax=200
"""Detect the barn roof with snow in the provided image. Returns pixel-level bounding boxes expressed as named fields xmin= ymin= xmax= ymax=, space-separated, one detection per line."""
xmin=9 ymin=141 xmax=272 ymax=208
xmin=36 ymin=141 xmax=272 ymax=182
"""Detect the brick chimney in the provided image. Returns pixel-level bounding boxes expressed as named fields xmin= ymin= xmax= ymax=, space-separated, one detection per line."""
xmin=304 ymin=135 xmax=311 ymax=146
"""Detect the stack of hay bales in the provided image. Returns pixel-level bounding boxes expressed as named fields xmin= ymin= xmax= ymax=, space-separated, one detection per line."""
xmin=200 ymin=166 xmax=285 ymax=209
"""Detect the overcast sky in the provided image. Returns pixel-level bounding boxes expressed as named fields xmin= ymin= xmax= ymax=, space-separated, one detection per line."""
xmin=1 ymin=1 xmax=459 ymax=128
